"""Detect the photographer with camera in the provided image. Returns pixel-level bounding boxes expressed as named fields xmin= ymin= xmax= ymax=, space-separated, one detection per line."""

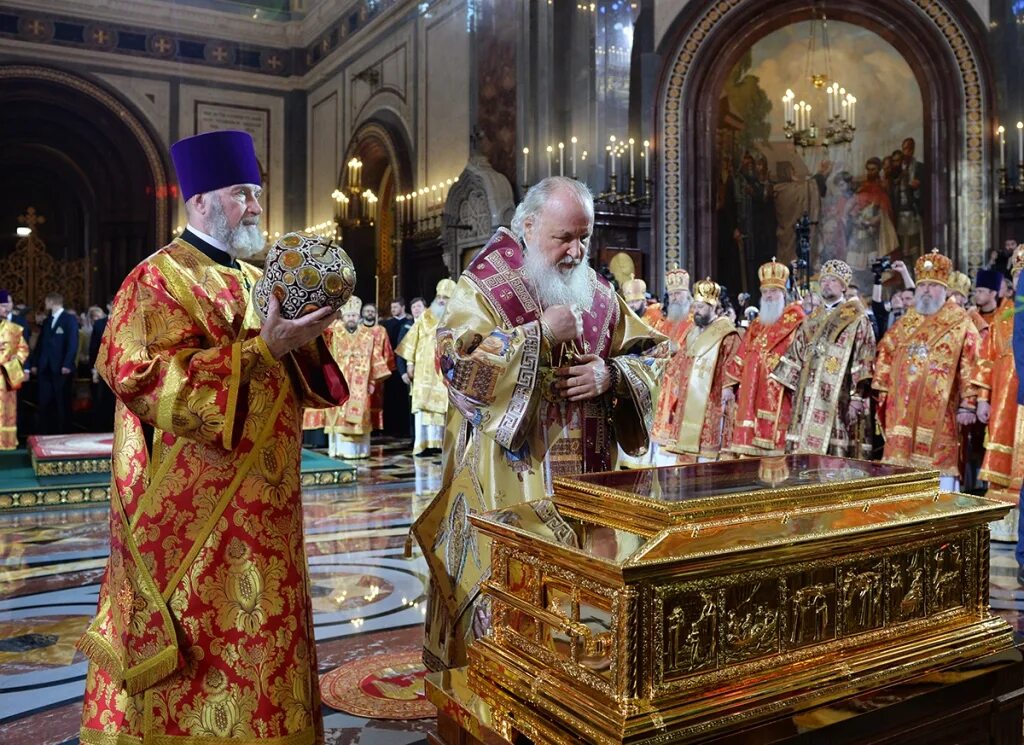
xmin=871 ymin=256 xmax=915 ymax=338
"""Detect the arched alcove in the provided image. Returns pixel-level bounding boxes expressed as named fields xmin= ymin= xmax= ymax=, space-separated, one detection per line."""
xmin=655 ymin=0 xmax=993 ymax=286
xmin=0 ymin=65 xmax=171 ymax=309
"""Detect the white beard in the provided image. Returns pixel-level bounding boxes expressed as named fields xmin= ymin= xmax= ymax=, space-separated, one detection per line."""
xmin=208 ymin=199 xmax=265 ymax=260
xmin=915 ymin=294 xmax=944 ymax=316
xmin=759 ymin=296 xmax=786 ymax=325
xmin=429 ymin=300 xmax=447 ymax=320
xmin=666 ymin=301 xmax=689 ymax=322
xmin=523 ymin=242 xmax=592 ymax=310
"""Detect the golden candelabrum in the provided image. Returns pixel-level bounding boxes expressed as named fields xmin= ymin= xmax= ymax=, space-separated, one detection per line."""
xmin=427 ymin=454 xmax=1014 ymax=744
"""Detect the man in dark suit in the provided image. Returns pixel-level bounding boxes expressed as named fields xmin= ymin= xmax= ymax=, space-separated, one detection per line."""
xmin=381 ymin=297 xmax=414 ymax=438
xmin=88 ymin=306 xmax=115 ymax=432
xmin=29 ymin=291 xmax=79 ymax=434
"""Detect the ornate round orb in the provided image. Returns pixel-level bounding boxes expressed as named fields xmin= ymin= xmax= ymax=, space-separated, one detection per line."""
xmin=253 ymin=231 xmax=355 ymax=321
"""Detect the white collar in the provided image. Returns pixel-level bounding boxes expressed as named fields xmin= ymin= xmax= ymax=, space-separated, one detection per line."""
xmin=51 ymin=306 xmax=64 ymax=317
xmin=187 ymin=223 xmax=232 ymax=254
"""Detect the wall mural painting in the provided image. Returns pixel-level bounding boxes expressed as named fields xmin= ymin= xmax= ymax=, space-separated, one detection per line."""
xmin=716 ymin=21 xmax=925 ymax=295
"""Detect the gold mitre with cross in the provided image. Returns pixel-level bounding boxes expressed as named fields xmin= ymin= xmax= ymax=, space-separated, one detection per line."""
xmin=758 ymin=257 xmax=789 ymax=291
xmin=341 ymin=294 xmax=362 ymax=315
xmin=665 ymin=264 xmax=690 ymax=293
xmin=948 ymin=271 xmax=971 ymax=298
xmin=435 ymin=278 xmax=457 ymax=298
xmin=915 ymin=248 xmax=952 ymax=286
xmin=819 ymin=259 xmax=853 ymax=287
xmin=621 ymin=274 xmax=647 ymax=303
xmin=1012 ymin=245 xmax=1024 ymax=277
xmin=693 ymin=277 xmax=721 ymax=306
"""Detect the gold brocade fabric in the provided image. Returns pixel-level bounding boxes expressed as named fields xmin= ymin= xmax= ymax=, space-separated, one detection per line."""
xmin=412 ymin=254 xmax=665 ymax=671
xmin=972 ymin=299 xmax=1018 ymax=487
xmin=772 ymin=301 xmax=875 ymax=456
xmin=649 ymin=316 xmax=692 ymax=445
xmin=0 ymin=319 xmax=28 ymax=450
xmin=323 ymin=322 xmax=393 ymax=436
xmin=664 ymin=318 xmax=741 ymax=459
xmin=78 ymin=239 xmax=346 ymax=744
xmin=396 ymin=309 xmax=448 ymax=416
xmin=724 ymin=303 xmax=805 ymax=456
xmin=874 ymin=304 xmax=980 ymax=477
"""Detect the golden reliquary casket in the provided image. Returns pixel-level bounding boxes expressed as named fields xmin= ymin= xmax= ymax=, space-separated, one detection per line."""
xmin=447 ymin=455 xmax=1014 ymax=744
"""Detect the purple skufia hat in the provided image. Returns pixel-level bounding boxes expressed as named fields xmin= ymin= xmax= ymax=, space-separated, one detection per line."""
xmin=975 ymin=268 xmax=1003 ymax=292
xmin=0 ymin=290 xmax=8 ymax=303
xmin=170 ymin=130 xmax=261 ymax=201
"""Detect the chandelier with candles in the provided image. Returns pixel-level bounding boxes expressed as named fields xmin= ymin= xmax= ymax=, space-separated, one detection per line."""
xmin=781 ymin=12 xmax=857 ymax=150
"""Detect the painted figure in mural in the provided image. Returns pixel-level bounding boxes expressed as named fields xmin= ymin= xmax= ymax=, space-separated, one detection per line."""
xmin=412 ymin=177 xmax=667 ymax=670
xmin=78 ymin=129 xmax=347 ymax=744
xmin=820 ymin=170 xmax=855 ymax=263
xmin=772 ymin=160 xmax=826 ymax=269
xmin=897 ymin=137 xmax=925 ymax=261
xmin=847 ymin=158 xmax=898 ymax=288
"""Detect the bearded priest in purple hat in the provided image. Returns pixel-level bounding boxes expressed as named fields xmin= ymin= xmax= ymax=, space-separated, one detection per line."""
xmin=79 ymin=130 xmax=347 ymax=744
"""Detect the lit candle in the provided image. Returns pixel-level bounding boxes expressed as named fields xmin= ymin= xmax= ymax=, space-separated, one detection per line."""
xmin=558 ymin=142 xmax=565 ymax=177
xmin=375 ymin=275 xmax=379 ymax=304
xmin=546 ymin=145 xmax=553 ymax=178
xmin=998 ymin=126 xmax=1006 ymax=168
xmin=1017 ymin=121 xmax=1023 ymax=163
xmin=522 ymin=147 xmax=529 ymax=184
xmin=643 ymin=139 xmax=650 ymax=181
xmin=782 ymin=95 xmax=789 ymax=129
xmin=571 ymin=136 xmax=577 ymax=178
xmin=628 ymin=138 xmax=635 ymax=183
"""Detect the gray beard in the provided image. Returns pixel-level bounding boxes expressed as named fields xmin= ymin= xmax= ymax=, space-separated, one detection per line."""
xmin=759 ymin=296 xmax=786 ymax=325
xmin=429 ymin=300 xmax=447 ymax=319
xmin=523 ymin=241 xmax=592 ymax=309
xmin=666 ymin=301 xmax=689 ymax=322
xmin=208 ymin=199 xmax=265 ymax=259
xmin=915 ymin=295 xmax=944 ymax=316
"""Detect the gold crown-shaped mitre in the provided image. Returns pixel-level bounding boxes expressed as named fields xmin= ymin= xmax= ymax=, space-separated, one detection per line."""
xmin=915 ymin=248 xmax=952 ymax=287
xmin=435 ymin=278 xmax=457 ymax=298
xmin=341 ymin=294 xmax=363 ymax=315
xmin=819 ymin=259 xmax=853 ymax=287
xmin=758 ymin=257 xmax=790 ymax=291
xmin=621 ymin=274 xmax=647 ymax=302
xmin=665 ymin=264 xmax=690 ymax=293
xmin=693 ymin=277 xmax=721 ymax=306
xmin=948 ymin=271 xmax=971 ymax=298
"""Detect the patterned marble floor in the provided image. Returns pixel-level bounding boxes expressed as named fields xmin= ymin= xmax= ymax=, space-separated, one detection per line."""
xmin=4 ymin=441 xmax=1024 ymax=745
xmin=0 ymin=437 xmax=441 ymax=745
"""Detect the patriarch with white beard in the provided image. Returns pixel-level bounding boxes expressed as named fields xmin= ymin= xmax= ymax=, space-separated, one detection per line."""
xmin=413 ymin=177 xmax=668 ymax=671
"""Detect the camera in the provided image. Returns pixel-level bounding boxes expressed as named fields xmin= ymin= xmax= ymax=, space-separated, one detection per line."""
xmin=871 ymin=256 xmax=892 ymax=274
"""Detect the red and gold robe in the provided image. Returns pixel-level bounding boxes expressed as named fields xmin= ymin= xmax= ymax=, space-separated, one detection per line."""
xmin=724 ymin=302 xmax=805 ymax=456
xmin=972 ymin=299 xmax=1019 ymax=494
xmin=366 ymin=324 xmax=394 ymax=430
xmin=874 ymin=303 xmax=979 ymax=477
xmin=0 ymin=318 xmax=28 ymax=449
xmin=324 ymin=321 xmax=393 ymax=437
xmin=649 ymin=316 xmax=692 ymax=446
xmin=79 ymin=238 xmax=347 ymax=744
xmin=660 ymin=317 xmax=741 ymax=461
xmin=772 ymin=300 xmax=875 ymax=456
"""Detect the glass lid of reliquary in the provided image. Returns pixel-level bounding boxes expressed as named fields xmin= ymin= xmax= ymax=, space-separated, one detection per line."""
xmin=551 ymin=455 xmax=940 ymax=536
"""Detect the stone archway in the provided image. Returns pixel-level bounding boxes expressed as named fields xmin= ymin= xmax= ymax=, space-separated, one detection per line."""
xmin=0 ymin=64 xmax=171 ymax=307
xmin=341 ymin=119 xmax=413 ymax=310
xmin=442 ymin=155 xmax=515 ymax=275
xmin=655 ymin=0 xmax=993 ymax=281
